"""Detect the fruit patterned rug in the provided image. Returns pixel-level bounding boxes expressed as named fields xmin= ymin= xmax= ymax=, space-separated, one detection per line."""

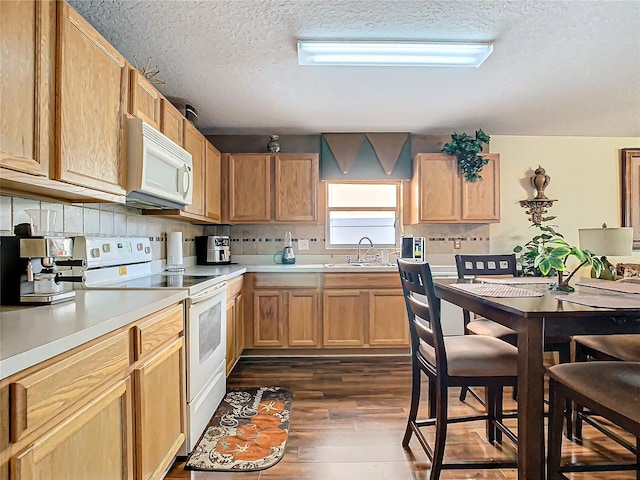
xmin=185 ymin=387 xmax=292 ymax=472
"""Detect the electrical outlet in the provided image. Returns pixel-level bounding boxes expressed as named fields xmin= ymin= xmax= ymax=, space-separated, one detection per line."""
xmin=298 ymin=239 xmax=309 ymax=251
xmin=454 ymin=239 xmax=462 ymax=249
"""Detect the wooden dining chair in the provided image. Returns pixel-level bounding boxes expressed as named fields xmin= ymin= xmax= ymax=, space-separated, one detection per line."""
xmin=547 ymin=361 xmax=640 ymax=480
xmin=397 ymin=259 xmax=518 ymax=479
xmin=454 ymin=254 xmax=574 ymax=435
xmin=572 ymin=334 xmax=640 ymax=453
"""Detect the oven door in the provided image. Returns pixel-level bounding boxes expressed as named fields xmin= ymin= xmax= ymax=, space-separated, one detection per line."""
xmin=186 ymin=281 xmax=227 ymax=401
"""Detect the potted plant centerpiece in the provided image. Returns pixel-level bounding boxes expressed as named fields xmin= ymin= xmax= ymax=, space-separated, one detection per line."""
xmin=442 ymin=129 xmax=491 ymax=182
xmin=513 ymin=216 xmax=603 ymax=292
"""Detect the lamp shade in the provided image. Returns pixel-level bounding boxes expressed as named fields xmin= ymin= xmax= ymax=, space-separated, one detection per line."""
xmin=578 ymin=227 xmax=633 ymax=256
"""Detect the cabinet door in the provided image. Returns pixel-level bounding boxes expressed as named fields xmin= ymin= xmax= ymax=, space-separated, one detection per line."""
xmin=287 ymin=290 xmax=319 ymax=346
xmin=369 ymin=290 xmax=410 ymax=346
xmin=274 ymin=154 xmax=318 ymax=222
xmin=160 ymin=99 xmax=183 ymax=146
xmin=129 ymin=69 xmax=160 ymax=129
xmin=183 ymin=122 xmax=206 ymax=217
xmin=205 ymin=142 xmax=222 ymax=222
xmin=412 ymin=153 xmax=460 ymax=223
xmin=228 ymin=154 xmax=271 ymax=222
xmin=225 ymin=298 xmax=236 ymax=375
xmin=322 ymin=290 xmax=365 ymax=347
xmin=235 ymin=292 xmax=245 ymax=358
xmin=253 ymin=291 xmax=284 ymax=347
xmin=461 ymin=154 xmax=500 ymax=222
xmin=0 ymin=0 xmax=55 ymax=176
xmin=133 ymin=337 xmax=185 ymax=480
xmin=56 ymin=2 xmax=126 ymax=195
xmin=11 ymin=377 xmax=134 ymax=480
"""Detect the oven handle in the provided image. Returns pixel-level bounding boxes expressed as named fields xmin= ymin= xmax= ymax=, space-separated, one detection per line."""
xmin=190 ymin=281 xmax=227 ymax=304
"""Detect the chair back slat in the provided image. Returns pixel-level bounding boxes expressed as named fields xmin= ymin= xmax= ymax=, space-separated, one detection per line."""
xmin=397 ymin=259 xmax=447 ymax=372
xmin=455 ymin=254 xmax=518 ymax=278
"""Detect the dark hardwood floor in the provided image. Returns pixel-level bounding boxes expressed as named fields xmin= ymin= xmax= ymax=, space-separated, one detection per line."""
xmin=166 ymin=356 xmax=636 ymax=480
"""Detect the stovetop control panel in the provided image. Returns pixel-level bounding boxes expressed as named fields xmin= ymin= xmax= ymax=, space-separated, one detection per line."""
xmin=73 ymin=236 xmax=152 ymax=269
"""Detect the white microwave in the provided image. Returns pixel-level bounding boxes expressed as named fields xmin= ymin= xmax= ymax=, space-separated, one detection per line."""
xmin=126 ymin=117 xmax=193 ymax=209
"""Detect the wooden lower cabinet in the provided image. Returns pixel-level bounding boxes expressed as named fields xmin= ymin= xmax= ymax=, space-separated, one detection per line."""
xmin=5 ymin=302 xmax=186 ymax=480
xmin=322 ymin=290 xmax=366 ymax=347
xmin=225 ymin=277 xmax=245 ymax=375
xmin=323 ymin=274 xmax=409 ymax=348
xmin=11 ymin=377 xmax=134 ymax=480
xmin=249 ymin=274 xmax=320 ymax=349
xmin=253 ymin=291 xmax=284 ymax=347
xmin=133 ymin=337 xmax=185 ymax=480
xmin=368 ymin=290 xmax=409 ymax=346
xmin=288 ymin=290 xmax=319 ymax=346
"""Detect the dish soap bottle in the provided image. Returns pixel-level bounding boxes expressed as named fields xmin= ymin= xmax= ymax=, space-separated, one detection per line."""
xmin=281 ymin=231 xmax=296 ymax=264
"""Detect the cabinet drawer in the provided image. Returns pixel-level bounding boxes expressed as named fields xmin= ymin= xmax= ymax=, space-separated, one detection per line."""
xmin=133 ymin=303 xmax=184 ymax=360
xmin=226 ymin=275 xmax=244 ymax=300
xmin=9 ymin=331 xmax=130 ymax=443
xmin=253 ymin=273 xmax=319 ymax=289
xmin=323 ymin=273 xmax=400 ymax=289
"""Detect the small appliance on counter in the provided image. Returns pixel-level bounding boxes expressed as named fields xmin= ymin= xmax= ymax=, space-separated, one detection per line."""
xmin=195 ymin=235 xmax=231 ymax=265
xmin=281 ymin=231 xmax=296 ymax=264
xmin=0 ymin=224 xmax=86 ymax=305
xmin=401 ymin=236 xmax=426 ymax=262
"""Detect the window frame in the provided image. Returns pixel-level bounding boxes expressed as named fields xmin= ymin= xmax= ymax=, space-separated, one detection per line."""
xmin=324 ymin=181 xmax=402 ymax=249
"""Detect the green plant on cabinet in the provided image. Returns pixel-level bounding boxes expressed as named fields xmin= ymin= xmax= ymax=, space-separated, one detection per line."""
xmin=442 ymin=129 xmax=491 ymax=182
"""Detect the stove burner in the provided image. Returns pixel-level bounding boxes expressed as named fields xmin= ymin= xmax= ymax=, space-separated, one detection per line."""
xmin=110 ymin=274 xmax=217 ymax=289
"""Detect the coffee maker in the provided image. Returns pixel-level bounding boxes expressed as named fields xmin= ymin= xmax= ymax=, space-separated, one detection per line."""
xmin=0 ymin=224 xmax=86 ymax=305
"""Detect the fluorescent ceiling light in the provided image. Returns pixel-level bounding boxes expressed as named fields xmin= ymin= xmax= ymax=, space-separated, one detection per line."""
xmin=297 ymin=40 xmax=493 ymax=67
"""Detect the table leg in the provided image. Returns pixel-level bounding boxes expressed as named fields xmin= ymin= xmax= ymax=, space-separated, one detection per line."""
xmin=517 ymin=318 xmax=545 ymax=479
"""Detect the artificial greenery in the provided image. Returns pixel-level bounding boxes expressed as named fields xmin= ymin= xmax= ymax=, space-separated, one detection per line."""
xmin=513 ymin=216 xmax=603 ymax=292
xmin=442 ymin=129 xmax=491 ymax=182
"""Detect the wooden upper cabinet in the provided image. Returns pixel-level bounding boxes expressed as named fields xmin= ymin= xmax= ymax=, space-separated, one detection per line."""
xmin=226 ymin=153 xmax=319 ymax=224
xmin=56 ymin=2 xmax=126 ymax=195
xmin=183 ymin=122 xmax=206 ymax=217
xmin=129 ymin=69 xmax=160 ymax=129
xmin=0 ymin=0 xmax=55 ymax=176
xmin=461 ymin=154 xmax=500 ymax=221
xmin=275 ymin=154 xmax=318 ymax=222
xmin=410 ymin=153 xmax=500 ymax=223
xmin=205 ymin=142 xmax=222 ymax=222
xmin=411 ymin=153 xmax=460 ymax=223
xmin=160 ymin=99 xmax=183 ymax=147
xmin=227 ymin=154 xmax=272 ymax=222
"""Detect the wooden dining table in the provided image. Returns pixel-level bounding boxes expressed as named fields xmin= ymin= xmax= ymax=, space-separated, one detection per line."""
xmin=433 ymin=277 xmax=640 ymax=480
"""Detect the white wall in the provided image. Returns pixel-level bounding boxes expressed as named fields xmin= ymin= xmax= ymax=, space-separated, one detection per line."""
xmin=490 ymin=136 xmax=640 ymax=264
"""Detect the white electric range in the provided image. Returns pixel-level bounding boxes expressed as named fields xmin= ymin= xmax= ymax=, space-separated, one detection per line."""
xmin=72 ymin=236 xmax=227 ymax=455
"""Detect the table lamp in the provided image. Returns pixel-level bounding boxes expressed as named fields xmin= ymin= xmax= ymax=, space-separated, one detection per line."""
xmin=578 ymin=225 xmax=633 ymax=280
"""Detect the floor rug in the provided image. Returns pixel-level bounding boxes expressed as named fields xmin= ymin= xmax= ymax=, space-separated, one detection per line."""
xmin=185 ymin=386 xmax=292 ymax=472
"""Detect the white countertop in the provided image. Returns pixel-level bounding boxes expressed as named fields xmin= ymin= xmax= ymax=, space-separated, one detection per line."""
xmin=0 ymin=289 xmax=188 ymax=381
xmin=0 ymin=261 xmax=457 ymax=381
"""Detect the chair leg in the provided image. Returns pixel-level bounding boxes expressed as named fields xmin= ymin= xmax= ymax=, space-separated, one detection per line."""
xmin=636 ymin=437 xmax=639 ymax=480
xmin=459 ymin=386 xmax=468 ymax=402
xmin=547 ymin=378 xmax=565 ymax=480
xmin=428 ymin=376 xmax=437 ymax=418
xmin=403 ymin=358 xmax=421 ymax=448
xmin=429 ymin=384 xmax=448 ymax=480
xmin=557 ymin=344 xmax=573 ymax=439
xmin=494 ymin=386 xmax=504 ymax=444
xmin=486 ymin=387 xmax=495 ymax=444
xmin=573 ymin=344 xmax=588 ymax=442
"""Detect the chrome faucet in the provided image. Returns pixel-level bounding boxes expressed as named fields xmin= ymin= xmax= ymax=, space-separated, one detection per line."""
xmin=355 ymin=236 xmax=374 ymax=263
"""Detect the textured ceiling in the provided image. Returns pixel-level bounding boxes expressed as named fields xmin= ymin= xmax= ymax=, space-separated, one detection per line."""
xmin=69 ymin=0 xmax=640 ymax=137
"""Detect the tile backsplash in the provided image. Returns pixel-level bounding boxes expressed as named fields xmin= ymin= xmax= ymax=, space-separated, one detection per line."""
xmin=1 ymin=195 xmax=205 ymax=260
xmin=205 ymin=223 xmax=490 ymax=257
xmin=1 ymin=194 xmax=491 ymax=262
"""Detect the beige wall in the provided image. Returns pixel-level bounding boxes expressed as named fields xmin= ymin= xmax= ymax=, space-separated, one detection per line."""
xmin=490 ymin=135 xmax=640 ymax=263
